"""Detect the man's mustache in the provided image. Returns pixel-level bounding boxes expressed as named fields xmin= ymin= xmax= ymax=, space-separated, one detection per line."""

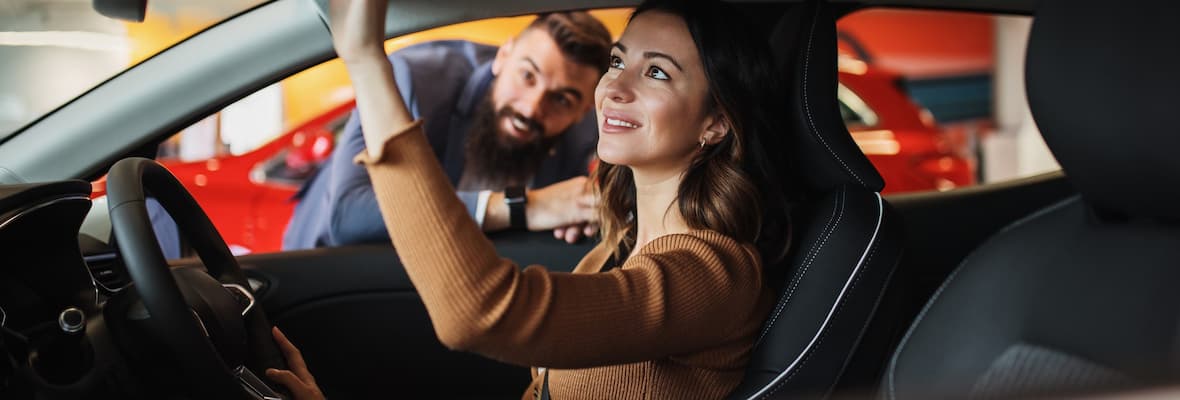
xmin=496 ymin=106 xmax=544 ymax=140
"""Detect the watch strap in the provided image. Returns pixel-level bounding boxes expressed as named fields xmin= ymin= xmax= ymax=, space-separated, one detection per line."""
xmin=505 ymin=186 xmax=527 ymax=230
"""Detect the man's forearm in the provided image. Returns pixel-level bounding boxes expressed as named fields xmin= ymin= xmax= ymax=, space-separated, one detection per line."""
xmin=482 ymin=191 xmax=510 ymax=232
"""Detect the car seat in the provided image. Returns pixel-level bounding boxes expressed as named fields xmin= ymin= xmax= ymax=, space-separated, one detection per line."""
xmin=884 ymin=0 xmax=1180 ymax=398
xmin=726 ymin=1 xmax=905 ymax=398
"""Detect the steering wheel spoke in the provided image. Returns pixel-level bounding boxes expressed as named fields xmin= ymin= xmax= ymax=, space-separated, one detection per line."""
xmin=222 ymin=283 xmax=257 ymax=317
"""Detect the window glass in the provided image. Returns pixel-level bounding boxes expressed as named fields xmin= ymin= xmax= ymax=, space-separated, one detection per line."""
xmin=837 ymin=8 xmax=1056 ymax=194
xmin=156 ymin=7 xmax=1057 ymax=256
xmin=0 ymin=0 xmax=269 ymax=141
xmin=154 ymin=9 xmax=629 ymax=256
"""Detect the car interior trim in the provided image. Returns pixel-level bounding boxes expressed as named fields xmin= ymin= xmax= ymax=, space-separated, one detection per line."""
xmin=0 ymin=195 xmax=90 ymax=231
xmin=745 ymin=191 xmax=885 ymax=399
xmin=222 ymin=283 xmax=257 ymax=317
xmin=190 ymin=309 xmax=211 ymax=338
xmin=83 ymin=252 xmax=130 ymax=294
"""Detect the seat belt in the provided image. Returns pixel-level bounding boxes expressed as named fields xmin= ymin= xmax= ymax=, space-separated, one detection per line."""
xmin=539 ymin=369 xmax=551 ymax=400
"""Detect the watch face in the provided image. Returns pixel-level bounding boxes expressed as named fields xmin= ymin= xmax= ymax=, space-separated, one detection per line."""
xmin=506 ymin=186 xmax=527 ymax=202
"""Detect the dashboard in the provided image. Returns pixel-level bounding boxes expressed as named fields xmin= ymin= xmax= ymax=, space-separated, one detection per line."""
xmin=0 ymin=181 xmax=96 ymax=331
xmin=0 ymin=180 xmax=135 ymax=398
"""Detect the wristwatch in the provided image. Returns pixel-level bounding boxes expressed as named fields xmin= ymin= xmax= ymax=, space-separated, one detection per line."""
xmin=505 ymin=186 xmax=527 ymax=230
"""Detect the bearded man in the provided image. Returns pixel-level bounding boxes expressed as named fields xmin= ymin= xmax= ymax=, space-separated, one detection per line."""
xmin=283 ymin=12 xmax=610 ymax=249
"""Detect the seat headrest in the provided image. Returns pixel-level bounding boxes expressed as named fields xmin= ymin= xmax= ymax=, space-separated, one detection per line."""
xmin=1027 ymin=0 xmax=1180 ymax=220
xmin=771 ymin=0 xmax=885 ymax=193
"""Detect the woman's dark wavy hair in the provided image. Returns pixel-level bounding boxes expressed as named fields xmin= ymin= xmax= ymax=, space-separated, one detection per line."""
xmin=595 ymin=0 xmax=794 ymax=269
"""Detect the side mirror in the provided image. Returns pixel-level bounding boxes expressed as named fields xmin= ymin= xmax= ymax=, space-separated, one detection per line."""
xmin=92 ymin=0 xmax=148 ymax=22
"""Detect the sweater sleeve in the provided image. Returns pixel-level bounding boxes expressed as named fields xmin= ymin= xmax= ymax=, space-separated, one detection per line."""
xmin=356 ymin=123 xmax=767 ymax=369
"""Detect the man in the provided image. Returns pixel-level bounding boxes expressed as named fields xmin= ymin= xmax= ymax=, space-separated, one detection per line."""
xmin=282 ymin=12 xmax=611 ymax=250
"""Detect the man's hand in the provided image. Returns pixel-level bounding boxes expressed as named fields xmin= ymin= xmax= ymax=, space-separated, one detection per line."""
xmin=483 ymin=177 xmax=600 ymax=239
xmin=265 ymin=327 xmax=325 ymax=400
xmin=553 ymin=223 xmax=600 ymax=244
xmin=526 ymin=176 xmax=599 ymax=234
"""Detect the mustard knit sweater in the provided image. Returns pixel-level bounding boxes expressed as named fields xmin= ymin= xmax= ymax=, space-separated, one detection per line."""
xmin=356 ymin=121 xmax=774 ymax=399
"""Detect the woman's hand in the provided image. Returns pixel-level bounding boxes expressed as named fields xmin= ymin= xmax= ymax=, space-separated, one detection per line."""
xmin=328 ymin=0 xmax=389 ymax=65
xmin=327 ymin=0 xmax=414 ymax=153
xmin=265 ymin=327 xmax=325 ymax=400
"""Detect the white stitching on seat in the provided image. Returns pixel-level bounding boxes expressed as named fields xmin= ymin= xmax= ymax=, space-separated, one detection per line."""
xmin=756 ymin=188 xmax=845 ymax=344
xmin=884 ymin=196 xmax=1081 ymax=400
xmin=746 ymin=192 xmax=885 ymax=400
xmin=801 ymin=3 xmax=864 ymax=186
xmin=760 ymin=232 xmax=881 ymax=399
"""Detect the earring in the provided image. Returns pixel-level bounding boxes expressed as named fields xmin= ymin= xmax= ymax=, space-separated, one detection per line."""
xmin=699 ymin=139 xmax=706 ymax=149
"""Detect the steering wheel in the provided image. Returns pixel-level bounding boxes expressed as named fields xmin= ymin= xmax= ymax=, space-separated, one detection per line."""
xmin=106 ymin=157 xmax=288 ymax=399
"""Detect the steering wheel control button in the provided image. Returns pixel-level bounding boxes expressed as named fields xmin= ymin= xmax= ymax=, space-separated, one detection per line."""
xmin=222 ymin=283 xmax=256 ymax=316
xmin=58 ymin=307 xmax=86 ymax=334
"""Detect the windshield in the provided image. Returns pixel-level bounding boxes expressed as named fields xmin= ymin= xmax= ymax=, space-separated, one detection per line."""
xmin=0 ymin=0 xmax=269 ymax=141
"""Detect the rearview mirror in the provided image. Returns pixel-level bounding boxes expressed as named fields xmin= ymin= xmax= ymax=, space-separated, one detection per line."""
xmin=92 ymin=0 xmax=147 ymax=22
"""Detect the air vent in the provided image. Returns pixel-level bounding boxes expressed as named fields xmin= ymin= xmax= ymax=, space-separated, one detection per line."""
xmin=84 ymin=253 xmax=130 ymax=293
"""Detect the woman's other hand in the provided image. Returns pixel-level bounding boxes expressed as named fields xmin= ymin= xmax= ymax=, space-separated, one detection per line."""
xmin=328 ymin=0 xmax=388 ymax=65
xmin=265 ymin=327 xmax=325 ymax=400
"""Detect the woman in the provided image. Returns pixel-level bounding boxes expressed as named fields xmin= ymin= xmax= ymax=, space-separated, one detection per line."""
xmin=267 ymin=0 xmax=792 ymax=398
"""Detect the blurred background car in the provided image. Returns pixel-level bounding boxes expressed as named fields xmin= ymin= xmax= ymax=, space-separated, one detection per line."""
xmin=155 ymin=101 xmax=350 ymax=253
xmin=837 ymin=50 xmax=976 ymax=193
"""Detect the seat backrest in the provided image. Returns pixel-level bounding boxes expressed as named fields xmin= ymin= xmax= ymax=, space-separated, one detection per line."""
xmin=885 ymin=1 xmax=1180 ymax=398
xmin=727 ymin=1 xmax=904 ymax=398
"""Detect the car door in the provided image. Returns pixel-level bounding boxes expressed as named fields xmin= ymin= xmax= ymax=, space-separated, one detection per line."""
xmin=164 ymin=232 xmax=595 ymax=398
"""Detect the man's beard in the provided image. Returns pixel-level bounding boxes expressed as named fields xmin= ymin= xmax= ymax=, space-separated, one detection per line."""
xmin=458 ymin=93 xmax=560 ymax=191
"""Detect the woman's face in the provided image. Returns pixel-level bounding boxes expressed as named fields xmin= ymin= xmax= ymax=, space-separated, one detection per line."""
xmin=595 ymin=11 xmax=722 ymax=174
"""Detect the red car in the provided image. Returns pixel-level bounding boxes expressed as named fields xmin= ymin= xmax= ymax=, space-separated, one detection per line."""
xmin=90 ymin=101 xmax=353 ymax=255
xmin=160 ymin=102 xmax=351 ymax=254
xmin=837 ymin=56 xmax=976 ymax=193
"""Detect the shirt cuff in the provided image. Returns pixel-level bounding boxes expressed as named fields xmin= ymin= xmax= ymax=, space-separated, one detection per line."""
xmin=474 ymin=190 xmax=492 ymax=229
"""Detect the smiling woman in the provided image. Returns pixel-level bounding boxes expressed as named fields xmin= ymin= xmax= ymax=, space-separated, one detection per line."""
xmin=263 ymin=0 xmax=792 ymax=399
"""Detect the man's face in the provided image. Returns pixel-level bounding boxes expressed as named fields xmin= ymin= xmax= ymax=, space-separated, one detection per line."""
xmin=489 ymin=27 xmax=602 ymax=145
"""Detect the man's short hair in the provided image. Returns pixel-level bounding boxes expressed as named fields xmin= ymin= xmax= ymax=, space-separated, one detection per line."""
xmin=527 ymin=12 xmax=612 ymax=74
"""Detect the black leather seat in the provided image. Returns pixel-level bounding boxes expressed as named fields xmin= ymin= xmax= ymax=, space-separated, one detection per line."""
xmin=727 ymin=1 xmax=904 ymax=398
xmin=885 ymin=0 xmax=1180 ymax=398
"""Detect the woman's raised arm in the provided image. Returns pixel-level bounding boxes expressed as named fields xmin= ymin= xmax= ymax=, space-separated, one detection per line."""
xmin=328 ymin=0 xmax=413 ymax=158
